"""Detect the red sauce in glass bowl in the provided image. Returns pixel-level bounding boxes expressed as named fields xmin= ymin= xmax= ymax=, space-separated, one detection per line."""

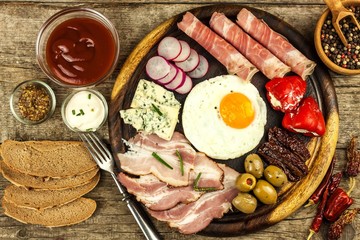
xmin=46 ymin=17 xmax=116 ymax=86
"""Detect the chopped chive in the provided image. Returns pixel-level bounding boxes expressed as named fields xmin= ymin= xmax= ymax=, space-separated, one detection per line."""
xmin=86 ymin=128 xmax=93 ymax=132
xmin=91 ymin=108 xmax=94 ymax=112
xmin=76 ymin=113 xmax=81 ymax=116
xmin=151 ymin=103 xmax=163 ymax=116
xmin=152 ymin=152 xmax=173 ymax=170
xmin=80 ymin=109 xmax=85 ymax=115
xmin=88 ymin=93 xmax=92 ymax=99
xmin=193 ymin=172 xmax=217 ymax=192
xmin=72 ymin=109 xmax=76 ymax=115
xmin=176 ymin=150 xmax=184 ymax=176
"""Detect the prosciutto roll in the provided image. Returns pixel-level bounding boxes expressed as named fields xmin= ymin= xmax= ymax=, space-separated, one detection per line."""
xmin=210 ymin=12 xmax=291 ymax=79
xmin=236 ymin=8 xmax=316 ymax=80
xmin=178 ymin=12 xmax=258 ymax=82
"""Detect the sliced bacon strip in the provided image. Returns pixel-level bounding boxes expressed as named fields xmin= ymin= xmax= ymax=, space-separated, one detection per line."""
xmin=177 ymin=12 xmax=258 ymax=82
xmin=209 ymin=12 xmax=291 ymax=79
xmin=118 ymin=152 xmax=224 ymax=211
xmin=118 ymin=173 xmax=203 ymax=211
xmin=148 ymin=164 xmax=239 ymax=234
xmin=118 ymin=132 xmax=196 ymax=187
xmin=236 ymin=8 xmax=316 ymax=80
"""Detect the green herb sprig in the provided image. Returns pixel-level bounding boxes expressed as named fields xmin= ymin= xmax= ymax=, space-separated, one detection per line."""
xmin=193 ymin=172 xmax=217 ymax=192
xmin=152 ymin=152 xmax=173 ymax=170
xmin=176 ymin=150 xmax=184 ymax=176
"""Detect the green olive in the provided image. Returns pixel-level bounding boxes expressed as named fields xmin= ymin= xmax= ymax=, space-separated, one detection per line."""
xmin=253 ymin=179 xmax=278 ymax=205
xmin=232 ymin=192 xmax=257 ymax=214
xmin=264 ymin=165 xmax=288 ymax=187
xmin=235 ymin=173 xmax=256 ymax=192
xmin=244 ymin=154 xmax=264 ymax=178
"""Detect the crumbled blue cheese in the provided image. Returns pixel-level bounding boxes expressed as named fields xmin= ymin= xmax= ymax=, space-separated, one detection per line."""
xmin=120 ymin=79 xmax=181 ymax=140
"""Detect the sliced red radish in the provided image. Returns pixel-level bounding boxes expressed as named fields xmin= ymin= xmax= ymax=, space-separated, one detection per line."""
xmin=146 ymin=56 xmax=171 ymax=80
xmin=175 ymin=49 xmax=200 ymax=72
xmin=187 ymin=55 xmax=209 ymax=79
xmin=165 ymin=69 xmax=185 ymax=90
xmin=172 ymin=40 xmax=191 ymax=62
xmin=176 ymin=75 xmax=193 ymax=94
xmin=156 ymin=64 xmax=178 ymax=85
xmin=157 ymin=36 xmax=182 ymax=61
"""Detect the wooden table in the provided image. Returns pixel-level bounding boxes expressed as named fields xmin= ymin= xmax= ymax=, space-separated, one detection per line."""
xmin=0 ymin=0 xmax=359 ymax=239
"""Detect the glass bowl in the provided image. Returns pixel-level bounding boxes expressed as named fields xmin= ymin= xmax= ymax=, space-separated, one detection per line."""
xmin=36 ymin=7 xmax=120 ymax=88
xmin=10 ymin=80 xmax=56 ymax=125
xmin=61 ymin=89 xmax=108 ymax=132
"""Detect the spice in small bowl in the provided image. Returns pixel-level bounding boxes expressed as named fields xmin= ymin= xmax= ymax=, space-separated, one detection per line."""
xmin=314 ymin=1 xmax=360 ymax=75
xmin=10 ymin=80 xmax=56 ymax=125
xmin=61 ymin=89 xmax=108 ymax=132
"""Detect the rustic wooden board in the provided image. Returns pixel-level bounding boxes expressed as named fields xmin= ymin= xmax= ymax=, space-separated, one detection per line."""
xmin=108 ymin=4 xmax=339 ymax=236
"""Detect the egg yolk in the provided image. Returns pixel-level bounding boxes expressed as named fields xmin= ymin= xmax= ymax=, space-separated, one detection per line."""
xmin=219 ymin=92 xmax=255 ymax=129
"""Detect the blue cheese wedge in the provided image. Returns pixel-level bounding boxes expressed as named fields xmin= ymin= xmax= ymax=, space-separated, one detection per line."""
xmin=120 ymin=79 xmax=181 ymax=140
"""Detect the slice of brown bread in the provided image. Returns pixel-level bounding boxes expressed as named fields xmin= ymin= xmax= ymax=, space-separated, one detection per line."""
xmin=0 ymin=161 xmax=99 ymax=190
xmin=2 ymin=197 xmax=96 ymax=227
xmin=3 ymin=173 xmax=100 ymax=210
xmin=1 ymin=140 xmax=97 ymax=177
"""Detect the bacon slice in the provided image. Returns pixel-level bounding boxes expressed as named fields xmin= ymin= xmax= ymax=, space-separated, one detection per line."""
xmin=118 ymin=132 xmax=196 ymax=187
xmin=118 ymin=173 xmax=202 ymax=211
xmin=177 ymin=12 xmax=258 ymax=82
xmin=236 ymin=8 xmax=316 ymax=80
xmin=148 ymin=164 xmax=239 ymax=234
xmin=209 ymin=12 xmax=291 ymax=79
xmin=118 ymin=152 xmax=224 ymax=211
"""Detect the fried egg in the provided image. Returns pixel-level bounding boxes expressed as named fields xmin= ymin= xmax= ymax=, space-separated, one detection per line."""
xmin=182 ymin=75 xmax=267 ymax=160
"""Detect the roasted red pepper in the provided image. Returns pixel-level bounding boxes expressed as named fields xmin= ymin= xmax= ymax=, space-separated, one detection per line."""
xmin=265 ymin=75 xmax=306 ymax=113
xmin=282 ymin=97 xmax=326 ymax=137
xmin=324 ymin=188 xmax=353 ymax=222
xmin=328 ymin=172 xmax=342 ymax=195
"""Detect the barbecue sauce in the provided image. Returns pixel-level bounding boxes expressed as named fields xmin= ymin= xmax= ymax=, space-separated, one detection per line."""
xmin=46 ymin=17 xmax=116 ymax=86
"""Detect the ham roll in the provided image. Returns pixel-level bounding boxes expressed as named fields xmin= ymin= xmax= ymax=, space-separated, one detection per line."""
xmin=236 ymin=8 xmax=316 ymax=80
xmin=177 ymin=12 xmax=258 ymax=82
xmin=210 ymin=12 xmax=291 ymax=79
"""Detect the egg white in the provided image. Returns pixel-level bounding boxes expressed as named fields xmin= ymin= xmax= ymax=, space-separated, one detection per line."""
xmin=182 ymin=75 xmax=267 ymax=160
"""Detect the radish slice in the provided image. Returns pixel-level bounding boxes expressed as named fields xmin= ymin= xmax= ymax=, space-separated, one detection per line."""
xmin=165 ymin=69 xmax=185 ymax=90
xmin=172 ymin=40 xmax=191 ymax=62
xmin=157 ymin=36 xmax=182 ymax=61
xmin=176 ymin=75 xmax=193 ymax=94
xmin=146 ymin=56 xmax=171 ymax=80
xmin=187 ymin=55 xmax=209 ymax=79
xmin=175 ymin=49 xmax=200 ymax=72
xmin=156 ymin=64 xmax=178 ymax=85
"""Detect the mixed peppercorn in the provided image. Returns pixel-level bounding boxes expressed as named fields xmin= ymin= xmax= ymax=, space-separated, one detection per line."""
xmin=321 ymin=6 xmax=360 ymax=69
xmin=18 ymin=84 xmax=51 ymax=122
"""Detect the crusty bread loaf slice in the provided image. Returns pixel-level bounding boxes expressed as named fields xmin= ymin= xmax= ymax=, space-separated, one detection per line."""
xmin=0 ymin=161 xmax=99 ymax=190
xmin=3 ymin=173 xmax=100 ymax=210
xmin=1 ymin=140 xmax=97 ymax=177
xmin=2 ymin=197 xmax=97 ymax=227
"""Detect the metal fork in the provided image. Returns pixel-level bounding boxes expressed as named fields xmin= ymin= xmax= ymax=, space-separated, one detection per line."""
xmin=79 ymin=132 xmax=161 ymax=240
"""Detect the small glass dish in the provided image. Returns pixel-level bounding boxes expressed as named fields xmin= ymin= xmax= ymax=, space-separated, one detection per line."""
xmin=36 ymin=7 xmax=120 ymax=88
xmin=10 ymin=80 xmax=56 ymax=125
xmin=61 ymin=89 xmax=108 ymax=132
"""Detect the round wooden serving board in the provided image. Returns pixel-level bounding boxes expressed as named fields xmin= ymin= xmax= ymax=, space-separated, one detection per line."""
xmin=108 ymin=5 xmax=339 ymax=237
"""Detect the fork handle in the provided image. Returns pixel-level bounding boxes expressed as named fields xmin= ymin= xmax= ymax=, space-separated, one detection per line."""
xmin=110 ymin=173 xmax=162 ymax=240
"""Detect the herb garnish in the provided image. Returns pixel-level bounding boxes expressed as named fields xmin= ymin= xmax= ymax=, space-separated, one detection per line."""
xmin=72 ymin=109 xmax=76 ymax=115
xmin=176 ymin=150 xmax=184 ymax=176
xmin=88 ymin=93 xmax=92 ymax=99
xmin=152 ymin=152 xmax=173 ymax=170
xmin=151 ymin=103 xmax=163 ymax=116
xmin=193 ymin=172 xmax=217 ymax=192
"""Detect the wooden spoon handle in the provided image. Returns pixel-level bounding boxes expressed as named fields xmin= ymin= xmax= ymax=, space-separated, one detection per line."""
xmin=323 ymin=0 xmax=348 ymax=17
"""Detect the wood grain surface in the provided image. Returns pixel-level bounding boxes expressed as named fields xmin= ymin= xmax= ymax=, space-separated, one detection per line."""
xmin=0 ymin=1 xmax=360 ymax=240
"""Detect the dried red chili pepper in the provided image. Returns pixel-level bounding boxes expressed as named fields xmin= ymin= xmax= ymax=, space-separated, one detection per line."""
xmin=307 ymin=181 xmax=331 ymax=240
xmin=305 ymin=157 xmax=335 ymax=207
xmin=345 ymin=136 xmax=360 ymax=196
xmin=282 ymin=97 xmax=326 ymax=137
xmin=265 ymin=75 xmax=306 ymax=113
xmin=324 ymin=188 xmax=353 ymax=222
xmin=328 ymin=208 xmax=360 ymax=240
xmin=328 ymin=172 xmax=342 ymax=195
